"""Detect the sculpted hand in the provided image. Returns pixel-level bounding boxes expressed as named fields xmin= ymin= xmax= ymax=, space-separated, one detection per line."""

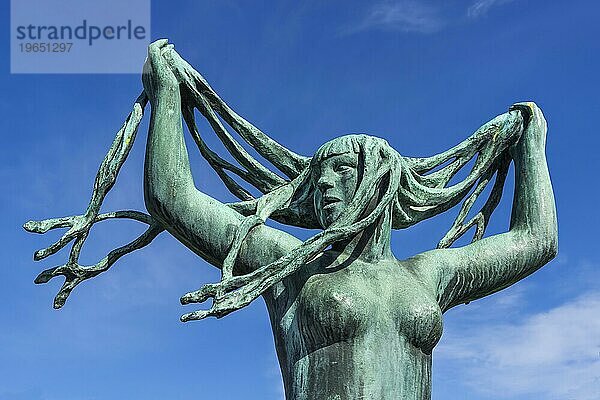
xmin=142 ymin=39 xmax=179 ymax=105
xmin=509 ymin=102 xmax=548 ymax=160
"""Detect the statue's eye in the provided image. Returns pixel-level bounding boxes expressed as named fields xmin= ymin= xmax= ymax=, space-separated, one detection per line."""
xmin=335 ymin=164 xmax=354 ymax=173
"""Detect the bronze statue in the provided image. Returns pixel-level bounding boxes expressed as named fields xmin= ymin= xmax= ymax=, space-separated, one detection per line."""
xmin=25 ymin=39 xmax=558 ymax=399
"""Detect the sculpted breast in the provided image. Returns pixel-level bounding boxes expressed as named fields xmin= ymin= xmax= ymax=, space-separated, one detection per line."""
xmin=277 ymin=262 xmax=443 ymax=358
xmin=294 ymin=270 xmax=380 ymax=351
xmin=391 ymin=285 xmax=443 ymax=354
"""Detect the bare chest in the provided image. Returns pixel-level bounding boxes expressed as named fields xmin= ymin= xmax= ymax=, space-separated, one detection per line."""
xmin=267 ymin=258 xmax=443 ymax=362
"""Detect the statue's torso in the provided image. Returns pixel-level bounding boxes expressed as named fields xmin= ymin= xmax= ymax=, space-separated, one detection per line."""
xmin=264 ymin=255 xmax=443 ymax=400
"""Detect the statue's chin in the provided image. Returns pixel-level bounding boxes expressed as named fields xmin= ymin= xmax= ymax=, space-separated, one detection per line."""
xmin=318 ymin=206 xmax=343 ymax=229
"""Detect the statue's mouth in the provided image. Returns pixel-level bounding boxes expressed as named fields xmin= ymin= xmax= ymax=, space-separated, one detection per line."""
xmin=322 ymin=196 xmax=341 ymax=208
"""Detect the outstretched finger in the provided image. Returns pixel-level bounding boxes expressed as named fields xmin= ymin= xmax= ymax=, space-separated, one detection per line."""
xmin=180 ymin=310 xmax=212 ymax=322
xmin=180 ymin=282 xmax=220 ymax=305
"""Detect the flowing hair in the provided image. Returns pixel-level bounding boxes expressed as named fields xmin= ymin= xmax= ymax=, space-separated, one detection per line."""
xmin=168 ymin=51 xmax=524 ymax=321
xmin=23 ymin=48 xmax=524 ymax=317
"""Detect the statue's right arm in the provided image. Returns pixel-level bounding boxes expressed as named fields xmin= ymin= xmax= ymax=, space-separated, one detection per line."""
xmin=142 ymin=40 xmax=302 ymax=272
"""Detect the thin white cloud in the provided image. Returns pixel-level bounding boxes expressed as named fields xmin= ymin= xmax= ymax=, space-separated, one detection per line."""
xmin=438 ymin=292 xmax=600 ymax=399
xmin=347 ymin=0 xmax=520 ymax=35
xmin=467 ymin=0 xmax=515 ymax=18
xmin=350 ymin=1 xmax=444 ymax=34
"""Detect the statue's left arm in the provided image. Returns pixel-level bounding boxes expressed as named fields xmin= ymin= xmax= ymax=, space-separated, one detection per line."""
xmin=413 ymin=102 xmax=558 ymax=312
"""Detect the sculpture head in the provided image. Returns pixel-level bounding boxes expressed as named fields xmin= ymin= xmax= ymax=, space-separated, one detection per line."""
xmin=311 ymin=137 xmax=359 ymax=228
xmin=309 ymin=134 xmax=398 ymax=229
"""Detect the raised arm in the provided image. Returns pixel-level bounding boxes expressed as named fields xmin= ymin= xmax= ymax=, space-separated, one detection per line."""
xmin=413 ymin=102 xmax=558 ymax=312
xmin=142 ymin=40 xmax=301 ymax=272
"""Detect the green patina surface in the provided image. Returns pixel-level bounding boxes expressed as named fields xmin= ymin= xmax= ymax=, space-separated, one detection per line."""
xmin=25 ymin=39 xmax=557 ymax=399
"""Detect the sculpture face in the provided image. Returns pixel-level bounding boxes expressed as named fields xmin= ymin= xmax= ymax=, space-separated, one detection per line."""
xmin=312 ymin=151 xmax=359 ymax=228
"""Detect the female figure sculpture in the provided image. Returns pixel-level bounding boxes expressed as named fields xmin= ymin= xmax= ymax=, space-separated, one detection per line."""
xmin=25 ymin=39 xmax=557 ymax=400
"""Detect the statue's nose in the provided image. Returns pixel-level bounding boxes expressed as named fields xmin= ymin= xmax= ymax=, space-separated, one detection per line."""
xmin=317 ymin=175 xmax=335 ymax=191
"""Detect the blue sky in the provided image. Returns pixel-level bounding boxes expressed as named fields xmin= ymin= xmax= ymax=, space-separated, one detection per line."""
xmin=1 ymin=1 xmax=599 ymax=399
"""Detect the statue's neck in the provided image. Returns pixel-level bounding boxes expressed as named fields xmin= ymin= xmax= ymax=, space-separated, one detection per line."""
xmin=331 ymin=206 xmax=394 ymax=263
